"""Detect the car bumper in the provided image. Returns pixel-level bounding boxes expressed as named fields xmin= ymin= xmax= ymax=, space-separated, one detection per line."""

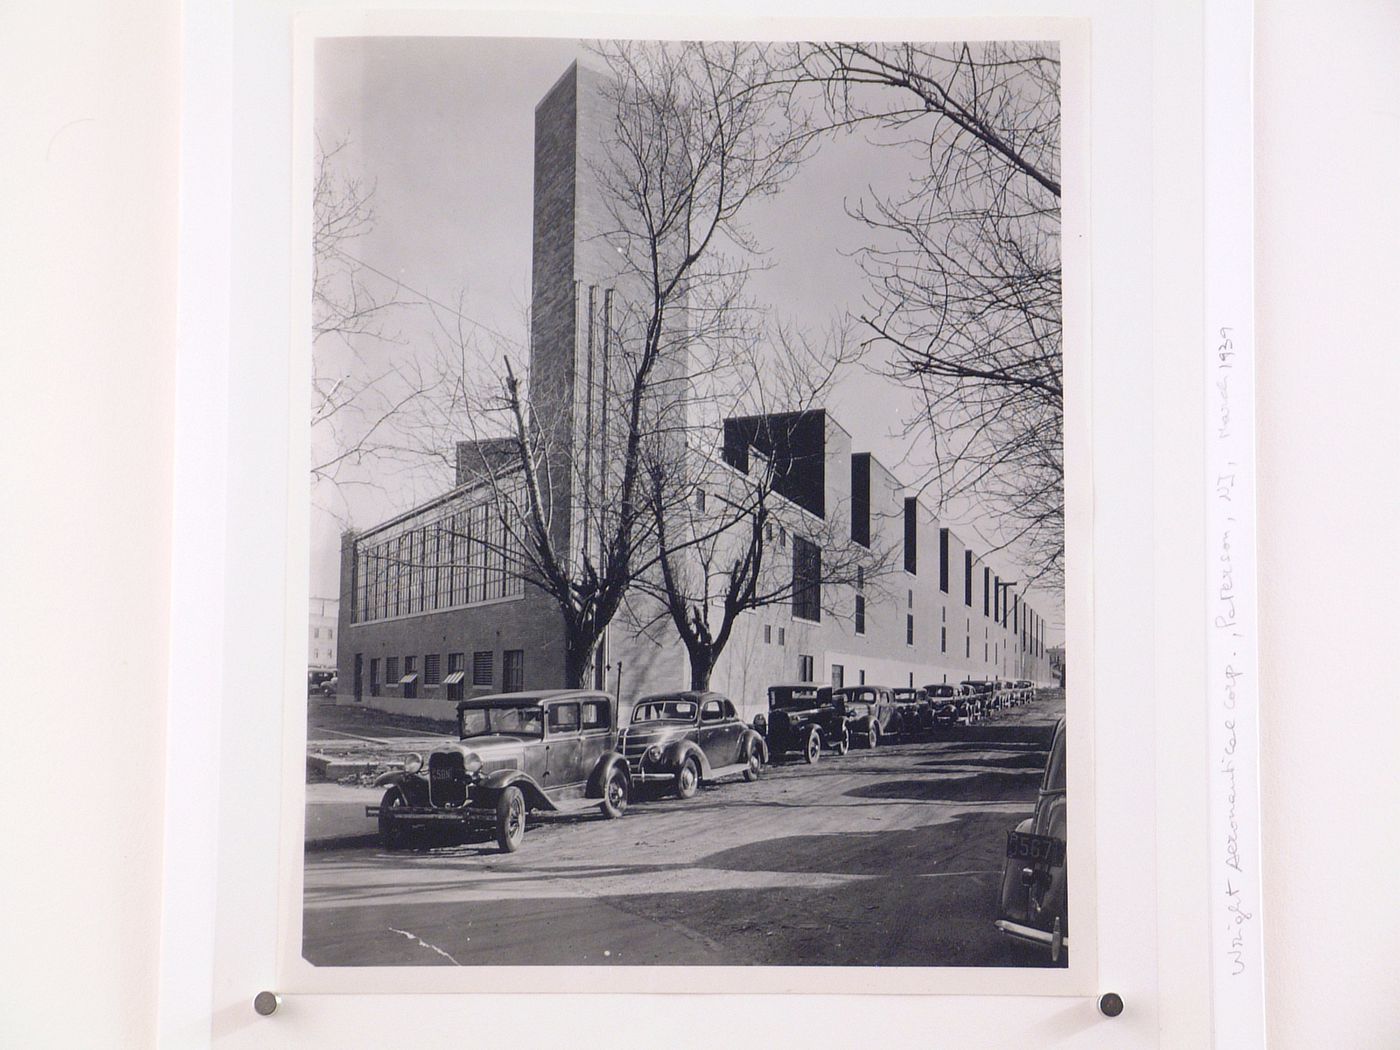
xmin=366 ymin=804 xmax=493 ymax=825
xmin=994 ymin=918 xmax=1068 ymax=956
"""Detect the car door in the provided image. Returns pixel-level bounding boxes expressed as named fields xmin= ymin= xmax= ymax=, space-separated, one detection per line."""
xmin=698 ymin=696 xmax=744 ymax=765
xmin=576 ymin=696 xmax=612 ymax=783
xmin=543 ymin=701 xmax=583 ymax=795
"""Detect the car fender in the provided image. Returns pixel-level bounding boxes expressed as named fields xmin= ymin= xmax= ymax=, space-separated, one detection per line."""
xmin=585 ymin=750 xmax=632 ymax=800
xmin=478 ymin=768 xmax=557 ymax=812
xmin=372 ymin=771 xmax=429 ymax=805
xmin=739 ymin=728 xmax=768 ymax=764
xmin=664 ymin=738 xmax=712 ymax=778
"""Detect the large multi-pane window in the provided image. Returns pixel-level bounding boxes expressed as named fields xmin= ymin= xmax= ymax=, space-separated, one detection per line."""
xmin=424 ymin=653 xmax=441 ymax=687
xmin=964 ymin=550 xmax=973 ymax=606
xmin=351 ymin=493 xmax=524 ymax=623
xmin=903 ymin=498 xmax=917 ymax=574
xmin=445 ymin=652 xmax=465 ymax=704
xmin=983 ymin=567 xmax=991 ymax=617
xmin=798 ymin=654 xmax=815 ymax=682
xmin=792 ymin=536 xmax=822 ymax=622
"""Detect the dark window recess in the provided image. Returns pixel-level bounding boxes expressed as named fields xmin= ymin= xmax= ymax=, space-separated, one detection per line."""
xmin=994 ymin=576 xmax=1001 ymax=621
xmin=763 ymin=624 xmax=772 ymax=644
xmin=798 ymin=655 xmax=815 ymax=683
xmin=964 ymin=550 xmax=974 ymax=606
xmin=792 ymin=536 xmax=822 ymax=622
xmin=855 ymin=594 xmax=866 ymax=634
xmin=906 ymin=614 xmax=915 ymax=646
xmin=503 ymin=649 xmax=524 ymax=692
xmin=472 ymin=650 xmax=493 ymax=687
xmin=721 ymin=411 xmax=828 ymax=519
xmin=984 ymin=567 xmax=991 ymax=617
xmin=778 ymin=627 xmax=786 ymax=646
xmin=940 ymin=627 xmax=947 ymax=653
xmin=850 ymin=454 xmax=870 ymax=547
xmin=903 ymin=497 xmax=917 ymax=574
xmin=424 ymin=653 xmax=441 ymax=686
xmin=369 ymin=657 xmax=381 ymax=697
xmin=385 ymin=656 xmax=399 ymax=683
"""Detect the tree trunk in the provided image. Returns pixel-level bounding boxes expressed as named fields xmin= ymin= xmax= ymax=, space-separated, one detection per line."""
xmin=688 ymin=648 xmax=716 ymax=691
xmin=563 ymin=632 xmax=596 ymax=690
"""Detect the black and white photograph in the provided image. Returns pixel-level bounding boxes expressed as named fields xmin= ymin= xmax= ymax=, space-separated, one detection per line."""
xmin=303 ymin=34 xmax=1071 ymax=972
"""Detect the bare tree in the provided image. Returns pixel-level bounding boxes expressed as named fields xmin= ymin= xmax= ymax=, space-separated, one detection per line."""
xmin=629 ymin=323 xmax=890 ymax=690
xmin=311 ymin=135 xmax=425 ymax=490
xmin=431 ymin=43 xmax=813 ymax=689
xmin=774 ymin=42 xmax=1064 ymax=585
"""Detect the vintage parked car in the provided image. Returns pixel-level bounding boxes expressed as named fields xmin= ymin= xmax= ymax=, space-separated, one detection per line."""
xmin=755 ymin=683 xmax=849 ymax=763
xmin=1015 ymin=679 xmax=1036 ymax=703
xmin=365 ymin=690 xmax=632 ymax=853
xmin=960 ymin=679 xmax=995 ymax=721
xmin=890 ymin=687 xmax=931 ymax=735
xmin=995 ymin=717 xmax=1068 ymax=961
xmin=619 ymin=691 xmax=767 ymax=798
xmin=924 ymin=682 xmax=974 ymax=726
xmin=833 ymin=686 xmax=901 ymax=748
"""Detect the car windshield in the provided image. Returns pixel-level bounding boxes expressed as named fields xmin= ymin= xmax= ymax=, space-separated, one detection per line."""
xmin=769 ymin=688 xmax=823 ymax=709
xmin=460 ymin=704 xmax=543 ymax=739
xmin=835 ymin=688 xmax=876 ymax=703
xmin=926 ymin=685 xmax=956 ymax=697
xmin=632 ymin=699 xmax=698 ymax=724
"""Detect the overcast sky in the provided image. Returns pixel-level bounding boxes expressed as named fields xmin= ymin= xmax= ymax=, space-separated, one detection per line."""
xmin=312 ymin=36 xmax=1065 ymax=641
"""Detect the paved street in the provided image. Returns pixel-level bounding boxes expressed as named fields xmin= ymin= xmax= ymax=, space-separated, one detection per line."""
xmin=303 ymin=695 xmax=1065 ymax=968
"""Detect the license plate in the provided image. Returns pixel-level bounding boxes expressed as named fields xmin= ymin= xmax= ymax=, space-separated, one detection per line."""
xmin=1006 ymin=831 xmax=1065 ymax=866
xmin=430 ymin=767 xmax=457 ymax=781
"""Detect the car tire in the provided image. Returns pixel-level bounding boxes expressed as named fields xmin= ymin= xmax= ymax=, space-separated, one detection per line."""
xmin=495 ymin=786 xmax=526 ymax=852
xmin=378 ymin=787 xmax=411 ymax=851
xmin=599 ymin=765 xmax=629 ymax=819
xmin=675 ymin=757 xmax=700 ymax=799
xmin=743 ymin=744 xmax=763 ymax=782
xmin=868 ymin=723 xmax=880 ymax=749
xmin=834 ymin=730 xmax=850 ymax=756
xmin=802 ymin=727 xmax=822 ymax=764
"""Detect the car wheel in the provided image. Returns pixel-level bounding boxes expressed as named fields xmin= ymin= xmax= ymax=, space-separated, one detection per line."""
xmin=495 ymin=786 xmax=526 ymax=852
xmin=378 ymin=787 xmax=411 ymax=851
xmin=599 ymin=765 xmax=629 ymax=819
xmin=868 ymin=723 xmax=879 ymax=749
xmin=675 ymin=757 xmax=700 ymax=799
xmin=834 ymin=730 xmax=850 ymax=756
xmin=803 ymin=727 xmax=823 ymax=764
xmin=743 ymin=745 xmax=763 ymax=782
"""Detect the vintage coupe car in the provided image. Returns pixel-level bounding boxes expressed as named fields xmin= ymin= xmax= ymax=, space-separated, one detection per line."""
xmin=833 ymin=686 xmax=901 ymax=748
xmin=890 ymin=687 xmax=931 ymax=735
xmin=1015 ymin=679 xmax=1037 ymax=703
xmin=995 ymin=716 xmax=1068 ymax=961
xmin=619 ymin=691 xmax=767 ymax=798
xmin=365 ymin=690 xmax=632 ymax=853
xmin=754 ymin=683 xmax=849 ymax=763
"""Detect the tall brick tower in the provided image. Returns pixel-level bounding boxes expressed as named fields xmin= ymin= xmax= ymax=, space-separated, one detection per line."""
xmin=529 ymin=60 xmax=690 ymax=694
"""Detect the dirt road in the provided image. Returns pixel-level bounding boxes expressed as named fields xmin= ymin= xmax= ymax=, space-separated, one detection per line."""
xmin=302 ymin=696 xmax=1065 ymax=968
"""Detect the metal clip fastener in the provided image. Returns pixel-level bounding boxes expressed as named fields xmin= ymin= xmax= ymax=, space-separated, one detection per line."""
xmin=253 ymin=991 xmax=281 ymax=1016
xmin=1098 ymin=992 xmax=1124 ymax=1018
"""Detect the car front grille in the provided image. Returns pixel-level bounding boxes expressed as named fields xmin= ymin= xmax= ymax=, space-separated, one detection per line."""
xmin=427 ymin=751 xmax=469 ymax=807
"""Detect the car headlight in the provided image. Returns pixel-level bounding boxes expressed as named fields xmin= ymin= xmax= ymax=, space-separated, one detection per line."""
xmin=463 ymin=753 xmax=483 ymax=775
xmin=645 ymin=745 xmax=663 ymax=764
xmin=402 ymin=753 xmax=423 ymax=774
xmin=753 ymin=713 xmax=767 ymax=730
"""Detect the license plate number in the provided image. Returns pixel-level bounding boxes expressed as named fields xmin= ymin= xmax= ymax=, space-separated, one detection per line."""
xmin=430 ymin=767 xmax=457 ymax=781
xmin=1007 ymin=831 xmax=1064 ymax=866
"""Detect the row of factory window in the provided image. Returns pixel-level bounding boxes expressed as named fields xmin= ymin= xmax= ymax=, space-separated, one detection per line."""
xmin=351 ymin=501 xmax=525 ymax=624
xmin=363 ymin=649 xmax=524 ymax=701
